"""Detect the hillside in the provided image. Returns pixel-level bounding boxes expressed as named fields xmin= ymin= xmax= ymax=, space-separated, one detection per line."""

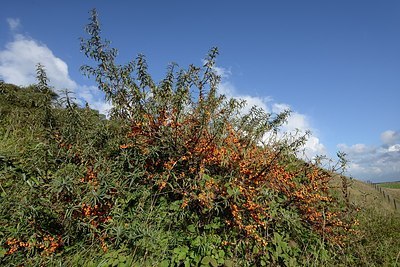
xmin=377 ymin=181 xmax=400 ymax=205
xmin=349 ymin=179 xmax=399 ymax=213
xmin=1 ymin=77 xmax=400 ymax=266
xmin=341 ymin=178 xmax=400 ymax=265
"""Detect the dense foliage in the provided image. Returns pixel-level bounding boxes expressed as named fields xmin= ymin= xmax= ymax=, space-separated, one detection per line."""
xmin=1 ymin=9 xmax=398 ymax=267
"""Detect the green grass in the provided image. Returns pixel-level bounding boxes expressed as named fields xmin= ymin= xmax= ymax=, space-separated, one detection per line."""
xmin=377 ymin=181 xmax=400 ymax=189
xmin=335 ymin=178 xmax=400 ymax=265
xmin=374 ymin=182 xmax=400 ymax=204
xmin=348 ymin=179 xmax=397 ymax=211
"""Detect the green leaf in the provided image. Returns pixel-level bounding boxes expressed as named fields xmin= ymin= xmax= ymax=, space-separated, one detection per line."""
xmin=202 ymin=256 xmax=212 ymax=264
xmin=201 ymin=256 xmax=218 ymax=266
xmin=0 ymin=247 xmax=6 ymax=258
xmin=224 ymin=259 xmax=235 ymax=267
xmin=113 ymin=259 xmax=120 ymax=266
xmin=159 ymin=260 xmax=170 ymax=267
xmin=218 ymin=249 xmax=225 ymax=258
xmin=210 ymin=258 xmax=218 ymax=267
xmin=226 ymin=187 xmax=234 ymax=196
xmin=187 ymin=224 xmax=196 ymax=233
xmin=253 ymin=246 xmax=259 ymax=254
xmin=191 ymin=236 xmax=202 ymax=247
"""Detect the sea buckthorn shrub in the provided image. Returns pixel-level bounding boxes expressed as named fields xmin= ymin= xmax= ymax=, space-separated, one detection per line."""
xmin=79 ymin=9 xmax=353 ymax=265
xmin=0 ymin=10 xmax=354 ymax=266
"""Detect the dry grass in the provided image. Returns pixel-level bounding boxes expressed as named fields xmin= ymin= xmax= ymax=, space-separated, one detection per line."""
xmin=384 ymin=188 xmax=400 ymax=201
xmin=349 ymin=179 xmax=398 ymax=212
xmin=329 ymin=175 xmax=398 ymax=213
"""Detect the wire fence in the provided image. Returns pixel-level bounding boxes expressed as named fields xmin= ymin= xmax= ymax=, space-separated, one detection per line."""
xmin=366 ymin=181 xmax=398 ymax=211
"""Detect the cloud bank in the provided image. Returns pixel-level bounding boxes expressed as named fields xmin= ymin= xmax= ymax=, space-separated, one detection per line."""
xmin=212 ymin=63 xmax=399 ymax=182
xmin=0 ymin=18 xmax=111 ymax=115
xmin=338 ymin=130 xmax=400 ymax=182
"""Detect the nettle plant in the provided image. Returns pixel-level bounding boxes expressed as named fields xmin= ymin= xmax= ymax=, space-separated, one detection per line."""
xmin=78 ymin=9 xmax=353 ymax=264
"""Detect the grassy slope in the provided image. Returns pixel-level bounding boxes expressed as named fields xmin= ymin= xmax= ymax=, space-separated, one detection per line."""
xmin=339 ymin=177 xmax=400 ymax=265
xmin=384 ymin=188 xmax=400 ymax=202
xmin=376 ymin=182 xmax=400 ymax=203
xmin=349 ymin=179 xmax=399 ymax=213
xmin=329 ymin=175 xmax=397 ymax=212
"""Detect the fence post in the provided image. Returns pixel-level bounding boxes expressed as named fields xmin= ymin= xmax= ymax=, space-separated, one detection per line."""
xmin=394 ymin=199 xmax=398 ymax=210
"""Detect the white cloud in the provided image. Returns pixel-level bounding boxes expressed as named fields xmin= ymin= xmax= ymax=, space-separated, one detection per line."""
xmin=337 ymin=143 xmax=373 ymax=154
xmin=203 ymin=59 xmax=232 ymax=78
xmin=271 ymin=102 xmax=326 ymax=158
xmin=215 ymin=66 xmax=326 ymax=159
xmin=0 ymin=34 xmax=77 ymax=89
xmin=381 ymin=130 xmax=400 ymax=145
xmin=218 ymin=81 xmax=271 ymax=113
xmin=76 ymin=85 xmax=112 ymax=115
xmin=388 ymin=144 xmax=400 ymax=152
xmin=7 ymin=18 xmax=20 ymax=31
xmin=337 ymin=132 xmax=400 ymax=182
xmin=213 ymin=65 xmax=231 ymax=78
xmin=0 ymin=23 xmax=110 ymax=115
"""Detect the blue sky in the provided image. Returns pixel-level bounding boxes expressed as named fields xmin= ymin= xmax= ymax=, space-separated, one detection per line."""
xmin=1 ymin=1 xmax=399 ymax=182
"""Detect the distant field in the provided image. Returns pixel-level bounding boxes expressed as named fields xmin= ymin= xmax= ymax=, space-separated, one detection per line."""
xmin=377 ymin=181 xmax=400 ymax=189
xmin=373 ymin=181 xmax=400 ymax=204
